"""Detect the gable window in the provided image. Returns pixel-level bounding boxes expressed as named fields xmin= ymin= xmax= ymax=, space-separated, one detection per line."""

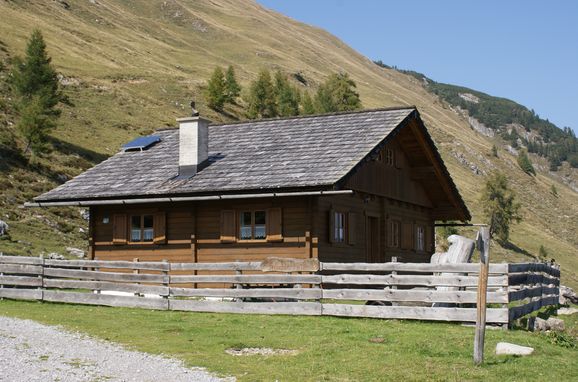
xmin=130 ymin=215 xmax=154 ymax=242
xmin=385 ymin=148 xmax=395 ymax=166
xmin=333 ymin=211 xmax=346 ymax=243
xmin=389 ymin=220 xmax=401 ymax=248
xmin=240 ymin=211 xmax=267 ymax=240
xmin=416 ymin=225 xmax=425 ymax=251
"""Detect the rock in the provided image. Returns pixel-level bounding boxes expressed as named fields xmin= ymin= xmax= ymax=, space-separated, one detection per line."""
xmin=546 ymin=317 xmax=565 ymax=332
xmin=495 ymin=342 xmax=534 ymax=356
xmin=48 ymin=253 xmax=65 ymax=260
xmin=57 ymin=174 xmax=69 ymax=183
xmin=66 ymin=247 xmax=85 ymax=258
xmin=557 ymin=307 xmax=578 ymax=315
xmin=559 ymin=285 xmax=578 ymax=305
xmin=0 ymin=220 xmax=8 ymax=236
xmin=80 ymin=209 xmax=90 ymax=221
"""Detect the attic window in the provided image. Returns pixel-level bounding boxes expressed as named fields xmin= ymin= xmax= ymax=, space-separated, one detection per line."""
xmin=122 ymin=135 xmax=161 ymax=152
xmin=384 ymin=148 xmax=395 ymax=166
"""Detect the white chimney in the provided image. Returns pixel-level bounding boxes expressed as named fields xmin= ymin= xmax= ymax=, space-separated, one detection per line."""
xmin=177 ymin=115 xmax=210 ymax=178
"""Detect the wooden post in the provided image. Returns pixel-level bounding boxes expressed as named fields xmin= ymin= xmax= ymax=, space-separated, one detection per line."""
xmin=162 ymin=259 xmax=169 ymax=302
xmin=133 ymin=258 xmax=140 ymax=296
xmin=474 ymin=227 xmax=490 ymax=366
xmin=390 ymin=256 xmax=398 ymax=306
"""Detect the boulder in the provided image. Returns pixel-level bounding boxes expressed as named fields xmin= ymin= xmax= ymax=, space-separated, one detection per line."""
xmin=0 ymin=220 xmax=8 ymax=236
xmin=528 ymin=316 xmax=565 ymax=332
xmin=495 ymin=342 xmax=534 ymax=356
xmin=48 ymin=252 xmax=65 ymax=260
xmin=66 ymin=247 xmax=86 ymax=258
xmin=557 ymin=307 xmax=578 ymax=316
xmin=546 ymin=317 xmax=565 ymax=332
xmin=559 ymin=285 xmax=578 ymax=305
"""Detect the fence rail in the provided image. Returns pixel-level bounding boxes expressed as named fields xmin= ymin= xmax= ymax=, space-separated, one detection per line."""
xmin=0 ymin=255 xmax=560 ymax=325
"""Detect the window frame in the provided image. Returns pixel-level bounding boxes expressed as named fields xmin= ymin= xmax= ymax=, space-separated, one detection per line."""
xmin=129 ymin=214 xmax=154 ymax=244
xmin=384 ymin=148 xmax=395 ymax=167
xmin=416 ymin=224 xmax=425 ymax=252
xmin=238 ymin=210 xmax=268 ymax=242
xmin=332 ymin=211 xmax=346 ymax=243
xmin=389 ymin=219 xmax=401 ymax=249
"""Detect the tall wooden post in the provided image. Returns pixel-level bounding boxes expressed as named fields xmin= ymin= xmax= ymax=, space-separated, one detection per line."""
xmin=474 ymin=227 xmax=490 ymax=365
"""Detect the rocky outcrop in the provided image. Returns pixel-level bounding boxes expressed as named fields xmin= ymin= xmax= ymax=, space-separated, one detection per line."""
xmin=560 ymin=285 xmax=578 ymax=305
xmin=528 ymin=317 xmax=565 ymax=332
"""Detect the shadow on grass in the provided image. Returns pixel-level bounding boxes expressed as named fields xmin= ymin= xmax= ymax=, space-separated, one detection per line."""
xmin=501 ymin=241 xmax=536 ymax=260
xmin=48 ymin=137 xmax=108 ymax=163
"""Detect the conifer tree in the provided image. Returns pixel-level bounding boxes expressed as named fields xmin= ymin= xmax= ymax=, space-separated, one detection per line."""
xmin=274 ymin=70 xmax=299 ymax=117
xmin=491 ymin=145 xmax=498 ymax=157
xmin=517 ymin=149 xmax=536 ymax=175
xmin=224 ymin=65 xmax=240 ymax=103
xmin=480 ymin=172 xmax=522 ymax=244
xmin=300 ymin=91 xmax=315 ymax=115
xmin=206 ymin=66 xmax=226 ymax=110
xmin=10 ymin=29 xmax=65 ymax=153
xmin=247 ymin=69 xmax=277 ymax=119
xmin=314 ymin=72 xmax=361 ymax=113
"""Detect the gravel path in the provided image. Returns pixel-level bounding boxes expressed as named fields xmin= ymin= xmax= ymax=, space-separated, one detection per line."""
xmin=0 ymin=316 xmax=234 ymax=382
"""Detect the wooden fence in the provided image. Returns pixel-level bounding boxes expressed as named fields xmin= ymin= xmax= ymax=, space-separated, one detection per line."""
xmin=0 ymin=255 xmax=559 ymax=325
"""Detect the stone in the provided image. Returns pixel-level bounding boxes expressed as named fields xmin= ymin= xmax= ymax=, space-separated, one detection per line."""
xmin=0 ymin=220 xmax=8 ymax=236
xmin=66 ymin=247 xmax=85 ymax=258
xmin=559 ymin=285 xmax=578 ymax=305
xmin=528 ymin=316 xmax=565 ymax=332
xmin=495 ymin=342 xmax=534 ymax=356
xmin=557 ymin=307 xmax=578 ymax=316
xmin=545 ymin=317 xmax=565 ymax=332
xmin=48 ymin=253 xmax=65 ymax=260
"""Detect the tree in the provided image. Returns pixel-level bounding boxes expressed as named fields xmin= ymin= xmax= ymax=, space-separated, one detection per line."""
xmin=300 ymin=91 xmax=315 ymax=115
xmin=550 ymin=184 xmax=558 ymax=197
xmin=274 ymin=70 xmax=299 ymax=117
xmin=480 ymin=172 xmax=522 ymax=243
xmin=538 ymin=245 xmax=548 ymax=260
xmin=491 ymin=144 xmax=498 ymax=157
xmin=314 ymin=72 xmax=362 ymax=113
xmin=10 ymin=29 xmax=65 ymax=153
xmin=517 ymin=149 xmax=536 ymax=175
xmin=206 ymin=66 xmax=226 ymax=110
xmin=224 ymin=65 xmax=241 ymax=103
xmin=247 ymin=69 xmax=277 ymax=119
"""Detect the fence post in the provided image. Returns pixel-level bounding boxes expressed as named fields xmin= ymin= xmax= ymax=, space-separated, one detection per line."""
xmin=474 ymin=227 xmax=490 ymax=366
xmin=390 ymin=256 xmax=398 ymax=306
xmin=133 ymin=258 xmax=140 ymax=296
xmin=162 ymin=259 xmax=169 ymax=310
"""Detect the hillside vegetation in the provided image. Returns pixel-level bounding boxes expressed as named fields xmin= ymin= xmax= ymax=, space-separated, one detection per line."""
xmin=0 ymin=0 xmax=576 ymax=287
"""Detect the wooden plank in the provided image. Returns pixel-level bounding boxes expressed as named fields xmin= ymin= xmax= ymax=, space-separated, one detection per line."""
xmin=0 ymin=288 xmax=42 ymax=300
xmin=322 ymin=288 xmax=508 ymax=304
xmin=508 ymin=263 xmax=561 ymax=278
xmin=321 ymin=304 xmax=509 ymax=324
xmin=0 ymin=256 xmax=43 ymax=265
xmin=321 ymin=274 xmax=507 ymax=287
xmin=0 ymin=275 xmax=43 ymax=287
xmin=508 ymin=286 xmax=559 ymax=302
xmin=169 ymin=262 xmax=262 ymax=271
xmin=43 ymin=259 xmax=169 ymax=271
xmin=43 ymin=268 xmax=167 ymax=283
xmin=0 ymin=264 xmax=43 ymax=275
xmin=170 ymin=287 xmax=322 ymax=299
xmin=261 ymin=257 xmax=319 ymax=272
xmin=43 ymin=279 xmax=169 ymax=296
xmin=508 ymin=273 xmax=560 ymax=287
xmin=169 ymin=274 xmax=321 ymax=284
xmin=320 ymin=262 xmax=508 ymax=274
xmin=509 ymin=296 xmax=559 ymax=321
xmin=169 ymin=300 xmax=322 ymax=315
xmin=42 ymin=290 xmax=169 ymax=310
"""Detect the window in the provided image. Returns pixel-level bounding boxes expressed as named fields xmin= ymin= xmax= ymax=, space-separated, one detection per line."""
xmin=130 ymin=215 xmax=153 ymax=242
xmin=416 ymin=225 xmax=425 ymax=251
xmin=239 ymin=211 xmax=267 ymax=240
xmin=385 ymin=148 xmax=395 ymax=166
xmin=333 ymin=211 xmax=345 ymax=243
xmin=389 ymin=220 xmax=401 ymax=248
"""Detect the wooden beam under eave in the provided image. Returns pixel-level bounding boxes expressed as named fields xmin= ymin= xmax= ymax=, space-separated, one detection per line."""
xmin=410 ymin=166 xmax=437 ymax=181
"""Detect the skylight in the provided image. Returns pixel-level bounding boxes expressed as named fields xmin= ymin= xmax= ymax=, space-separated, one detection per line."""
xmin=122 ymin=136 xmax=161 ymax=152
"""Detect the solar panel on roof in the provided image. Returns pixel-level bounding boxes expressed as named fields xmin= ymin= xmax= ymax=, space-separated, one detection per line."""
xmin=122 ymin=135 xmax=161 ymax=152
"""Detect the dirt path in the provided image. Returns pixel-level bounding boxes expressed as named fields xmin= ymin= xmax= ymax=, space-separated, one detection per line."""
xmin=0 ymin=316 xmax=234 ymax=382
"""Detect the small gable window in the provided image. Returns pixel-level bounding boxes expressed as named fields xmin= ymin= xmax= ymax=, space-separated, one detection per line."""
xmin=388 ymin=219 xmax=401 ymax=248
xmin=131 ymin=215 xmax=154 ymax=242
xmin=416 ymin=225 xmax=425 ymax=252
xmin=240 ymin=211 xmax=267 ymax=240
xmin=385 ymin=148 xmax=395 ymax=166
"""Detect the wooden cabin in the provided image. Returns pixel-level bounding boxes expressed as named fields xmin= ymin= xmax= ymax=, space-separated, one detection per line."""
xmin=30 ymin=107 xmax=470 ymax=265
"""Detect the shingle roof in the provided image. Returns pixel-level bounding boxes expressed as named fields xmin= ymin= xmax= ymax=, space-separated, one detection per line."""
xmin=35 ymin=107 xmax=417 ymax=202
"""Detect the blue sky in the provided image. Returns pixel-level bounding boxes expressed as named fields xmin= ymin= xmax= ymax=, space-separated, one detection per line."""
xmin=258 ymin=0 xmax=578 ymax=133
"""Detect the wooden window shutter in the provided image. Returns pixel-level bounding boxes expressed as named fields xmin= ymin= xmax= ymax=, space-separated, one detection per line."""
xmin=112 ymin=214 xmax=127 ymax=245
xmin=401 ymin=221 xmax=414 ymax=250
xmin=266 ymin=208 xmax=283 ymax=242
xmin=153 ymin=212 xmax=166 ymax=244
xmin=328 ymin=208 xmax=336 ymax=243
xmin=347 ymin=212 xmax=356 ymax=245
xmin=220 ymin=210 xmax=236 ymax=243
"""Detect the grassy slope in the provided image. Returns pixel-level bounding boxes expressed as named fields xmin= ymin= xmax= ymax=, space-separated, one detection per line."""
xmin=0 ymin=0 xmax=576 ymax=286
xmin=1 ymin=300 xmax=577 ymax=381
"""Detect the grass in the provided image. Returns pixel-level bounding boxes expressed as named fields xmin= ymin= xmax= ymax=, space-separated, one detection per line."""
xmin=1 ymin=299 xmax=577 ymax=381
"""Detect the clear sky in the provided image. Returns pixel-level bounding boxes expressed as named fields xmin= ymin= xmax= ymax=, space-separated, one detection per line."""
xmin=258 ymin=0 xmax=578 ymax=133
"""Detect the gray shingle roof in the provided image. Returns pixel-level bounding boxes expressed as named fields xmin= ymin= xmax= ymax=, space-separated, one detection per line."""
xmin=35 ymin=108 xmax=415 ymax=202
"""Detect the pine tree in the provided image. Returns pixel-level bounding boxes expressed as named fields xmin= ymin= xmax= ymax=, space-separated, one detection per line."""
xmin=538 ymin=245 xmax=548 ymax=260
xmin=491 ymin=144 xmax=498 ymax=157
xmin=224 ymin=65 xmax=240 ymax=104
xmin=206 ymin=66 xmax=226 ymax=110
xmin=10 ymin=29 xmax=65 ymax=153
xmin=480 ymin=172 xmax=522 ymax=243
xmin=550 ymin=184 xmax=558 ymax=197
xmin=247 ymin=69 xmax=277 ymax=119
xmin=314 ymin=72 xmax=361 ymax=113
xmin=274 ymin=71 xmax=299 ymax=117
xmin=300 ymin=91 xmax=315 ymax=115
xmin=517 ymin=149 xmax=536 ymax=175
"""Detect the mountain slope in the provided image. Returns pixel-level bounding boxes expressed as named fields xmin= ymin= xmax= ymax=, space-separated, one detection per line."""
xmin=0 ymin=0 xmax=576 ymax=287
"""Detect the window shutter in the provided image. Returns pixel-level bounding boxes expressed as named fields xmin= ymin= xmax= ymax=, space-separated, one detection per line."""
xmin=347 ymin=212 xmax=356 ymax=245
xmin=266 ymin=208 xmax=283 ymax=242
xmin=220 ymin=210 xmax=236 ymax=243
xmin=328 ymin=209 xmax=336 ymax=243
xmin=153 ymin=212 xmax=166 ymax=244
xmin=112 ymin=214 xmax=127 ymax=245
xmin=401 ymin=221 xmax=414 ymax=250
